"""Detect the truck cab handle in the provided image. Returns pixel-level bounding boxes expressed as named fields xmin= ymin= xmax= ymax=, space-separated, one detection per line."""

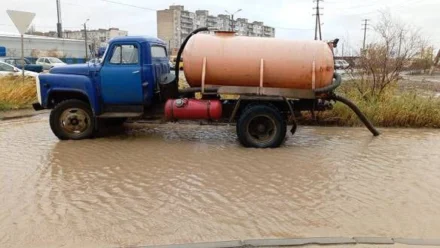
xmin=132 ymin=70 xmax=140 ymax=74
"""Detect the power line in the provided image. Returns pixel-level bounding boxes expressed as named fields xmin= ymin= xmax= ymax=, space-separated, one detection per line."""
xmin=97 ymin=1 xmax=312 ymax=32
xmin=99 ymin=0 xmax=156 ymax=11
xmin=273 ymin=26 xmax=314 ymax=31
xmin=333 ymin=0 xmax=430 ymax=16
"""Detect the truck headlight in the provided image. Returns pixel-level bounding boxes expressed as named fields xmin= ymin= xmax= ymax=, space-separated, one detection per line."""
xmin=36 ymin=76 xmax=42 ymax=104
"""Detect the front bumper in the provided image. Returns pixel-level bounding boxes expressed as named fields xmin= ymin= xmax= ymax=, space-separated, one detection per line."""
xmin=32 ymin=102 xmax=44 ymax=111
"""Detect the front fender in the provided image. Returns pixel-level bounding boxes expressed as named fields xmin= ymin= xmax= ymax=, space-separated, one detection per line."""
xmin=38 ymin=73 xmax=101 ymax=114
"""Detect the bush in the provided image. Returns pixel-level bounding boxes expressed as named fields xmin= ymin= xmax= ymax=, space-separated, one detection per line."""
xmin=314 ymin=83 xmax=440 ymax=128
xmin=0 ymin=76 xmax=37 ymax=111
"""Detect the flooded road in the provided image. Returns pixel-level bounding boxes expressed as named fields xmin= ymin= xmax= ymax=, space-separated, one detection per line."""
xmin=1 ymin=114 xmax=440 ymax=248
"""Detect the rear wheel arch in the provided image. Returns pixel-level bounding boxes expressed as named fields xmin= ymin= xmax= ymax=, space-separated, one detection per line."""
xmin=234 ymin=100 xmax=290 ymax=121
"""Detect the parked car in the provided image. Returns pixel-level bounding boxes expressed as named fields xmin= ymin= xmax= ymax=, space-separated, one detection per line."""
xmin=335 ymin=59 xmax=350 ymax=69
xmin=0 ymin=61 xmax=39 ymax=77
xmin=88 ymin=58 xmax=102 ymax=64
xmin=36 ymin=57 xmax=66 ymax=70
xmin=0 ymin=57 xmax=43 ymax=73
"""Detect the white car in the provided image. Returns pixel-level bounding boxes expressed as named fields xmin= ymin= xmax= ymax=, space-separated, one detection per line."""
xmin=36 ymin=57 xmax=66 ymax=70
xmin=335 ymin=59 xmax=350 ymax=69
xmin=0 ymin=61 xmax=39 ymax=77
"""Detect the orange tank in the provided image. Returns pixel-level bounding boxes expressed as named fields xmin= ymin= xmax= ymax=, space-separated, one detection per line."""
xmin=182 ymin=32 xmax=335 ymax=90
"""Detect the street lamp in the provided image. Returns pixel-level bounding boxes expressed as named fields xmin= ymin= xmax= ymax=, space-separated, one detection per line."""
xmin=83 ymin=19 xmax=90 ymax=60
xmin=225 ymin=9 xmax=242 ymax=31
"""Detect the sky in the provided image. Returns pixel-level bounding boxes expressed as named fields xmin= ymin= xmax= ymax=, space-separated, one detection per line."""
xmin=1 ymin=0 xmax=439 ymax=55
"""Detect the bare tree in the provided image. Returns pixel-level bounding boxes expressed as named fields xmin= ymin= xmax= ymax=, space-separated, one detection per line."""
xmin=354 ymin=11 xmax=427 ymax=99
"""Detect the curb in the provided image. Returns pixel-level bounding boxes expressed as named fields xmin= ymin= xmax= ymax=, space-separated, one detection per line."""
xmin=0 ymin=110 xmax=49 ymax=121
xmin=134 ymin=237 xmax=440 ymax=248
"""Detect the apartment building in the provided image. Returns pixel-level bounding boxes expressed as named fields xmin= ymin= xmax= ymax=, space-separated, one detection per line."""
xmin=157 ymin=5 xmax=275 ymax=54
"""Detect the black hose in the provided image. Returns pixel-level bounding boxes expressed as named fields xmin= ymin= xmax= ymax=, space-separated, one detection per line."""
xmin=329 ymin=94 xmax=380 ymax=136
xmin=314 ymin=73 xmax=342 ymax=94
xmin=179 ymin=87 xmax=218 ymax=94
xmin=174 ymin=27 xmax=211 ymax=84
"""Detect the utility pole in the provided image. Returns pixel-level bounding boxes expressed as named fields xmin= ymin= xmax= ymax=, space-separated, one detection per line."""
xmin=231 ymin=14 xmax=235 ymax=31
xmin=398 ymin=30 xmax=404 ymax=57
xmin=56 ymin=0 xmax=62 ymax=38
xmin=342 ymin=43 xmax=344 ymax=57
xmin=313 ymin=0 xmax=323 ymax=40
xmin=225 ymin=9 xmax=242 ymax=32
xmin=362 ymin=19 xmax=369 ymax=51
xmin=84 ymin=19 xmax=89 ymax=60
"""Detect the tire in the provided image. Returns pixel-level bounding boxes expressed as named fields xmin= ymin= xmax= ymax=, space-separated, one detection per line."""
xmin=236 ymin=104 xmax=287 ymax=148
xmin=49 ymin=99 xmax=95 ymax=140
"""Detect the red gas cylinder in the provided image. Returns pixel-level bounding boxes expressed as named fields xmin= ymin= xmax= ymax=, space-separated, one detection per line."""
xmin=164 ymin=99 xmax=222 ymax=120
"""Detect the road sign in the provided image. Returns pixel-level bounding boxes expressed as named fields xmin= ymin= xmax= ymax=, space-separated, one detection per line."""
xmin=6 ymin=10 xmax=35 ymax=35
xmin=7 ymin=10 xmax=36 ymax=79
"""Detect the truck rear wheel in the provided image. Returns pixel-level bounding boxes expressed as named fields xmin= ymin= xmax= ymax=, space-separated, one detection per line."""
xmin=50 ymin=99 xmax=95 ymax=140
xmin=236 ymin=104 xmax=286 ymax=148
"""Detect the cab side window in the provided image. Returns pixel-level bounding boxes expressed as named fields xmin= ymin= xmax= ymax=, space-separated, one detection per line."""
xmin=151 ymin=46 xmax=167 ymax=58
xmin=109 ymin=45 xmax=139 ymax=64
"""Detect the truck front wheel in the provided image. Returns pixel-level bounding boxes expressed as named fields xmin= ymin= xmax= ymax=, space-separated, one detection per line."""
xmin=236 ymin=104 xmax=287 ymax=148
xmin=50 ymin=99 xmax=95 ymax=140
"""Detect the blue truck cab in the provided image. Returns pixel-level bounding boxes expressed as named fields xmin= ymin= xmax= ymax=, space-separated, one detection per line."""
xmin=33 ymin=36 xmax=175 ymax=140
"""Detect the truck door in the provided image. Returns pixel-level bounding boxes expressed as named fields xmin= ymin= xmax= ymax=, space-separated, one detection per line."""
xmin=100 ymin=43 xmax=143 ymax=104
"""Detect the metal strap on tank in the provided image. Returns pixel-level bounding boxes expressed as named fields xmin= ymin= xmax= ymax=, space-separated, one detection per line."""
xmin=170 ymin=100 xmax=174 ymax=119
xmin=259 ymin=58 xmax=264 ymax=95
xmin=207 ymin=100 xmax=211 ymax=119
xmin=312 ymin=60 xmax=316 ymax=90
xmin=201 ymin=57 xmax=207 ymax=94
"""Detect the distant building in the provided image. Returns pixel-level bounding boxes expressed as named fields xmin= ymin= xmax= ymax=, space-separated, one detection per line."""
xmin=28 ymin=28 xmax=128 ymax=44
xmin=157 ymin=5 xmax=275 ymax=54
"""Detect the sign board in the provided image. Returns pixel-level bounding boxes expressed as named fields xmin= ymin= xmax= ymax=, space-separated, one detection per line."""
xmin=6 ymin=10 xmax=35 ymax=34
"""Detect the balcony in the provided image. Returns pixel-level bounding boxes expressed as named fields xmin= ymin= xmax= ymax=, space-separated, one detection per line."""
xmin=181 ymin=23 xmax=193 ymax=30
xmin=181 ymin=11 xmax=190 ymax=18
xmin=181 ymin=17 xmax=193 ymax=24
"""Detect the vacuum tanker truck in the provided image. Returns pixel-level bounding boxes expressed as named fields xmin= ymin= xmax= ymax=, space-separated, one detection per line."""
xmin=32 ymin=27 xmax=379 ymax=148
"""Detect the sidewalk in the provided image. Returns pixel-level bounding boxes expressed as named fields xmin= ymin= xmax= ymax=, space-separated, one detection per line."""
xmin=0 ymin=108 xmax=49 ymax=121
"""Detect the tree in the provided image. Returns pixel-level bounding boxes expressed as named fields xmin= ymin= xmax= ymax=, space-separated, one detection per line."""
xmin=354 ymin=11 xmax=427 ymax=99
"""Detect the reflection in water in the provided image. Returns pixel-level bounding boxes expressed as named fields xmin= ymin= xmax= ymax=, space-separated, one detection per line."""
xmin=1 ymin=116 xmax=440 ymax=247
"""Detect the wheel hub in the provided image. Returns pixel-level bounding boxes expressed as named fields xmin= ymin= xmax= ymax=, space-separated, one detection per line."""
xmin=248 ymin=115 xmax=276 ymax=142
xmin=257 ymin=124 xmax=266 ymax=133
xmin=59 ymin=108 xmax=90 ymax=134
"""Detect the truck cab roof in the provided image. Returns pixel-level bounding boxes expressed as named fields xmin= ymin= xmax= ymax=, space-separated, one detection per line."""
xmin=109 ymin=36 xmax=166 ymax=45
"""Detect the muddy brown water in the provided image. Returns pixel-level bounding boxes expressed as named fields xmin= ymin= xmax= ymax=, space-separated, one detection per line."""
xmin=1 ymin=114 xmax=440 ymax=248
